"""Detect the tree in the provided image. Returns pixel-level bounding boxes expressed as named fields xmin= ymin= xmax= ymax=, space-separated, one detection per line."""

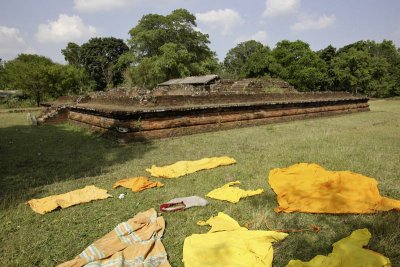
xmin=318 ymin=45 xmax=337 ymax=63
xmin=317 ymin=45 xmax=337 ymax=89
xmin=61 ymin=42 xmax=81 ymax=66
xmin=128 ymin=57 xmax=166 ymax=89
xmin=2 ymin=54 xmax=95 ymax=106
xmin=242 ymin=47 xmax=281 ymax=78
xmin=332 ymin=48 xmax=392 ymax=97
xmin=46 ymin=64 xmax=95 ymax=97
xmin=3 ymin=54 xmax=54 ymax=106
xmin=223 ymin=40 xmax=283 ymax=79
xmin=127 ymin=9 xmax=219 ymax=88
xmin=80 ymin=37 xmax=129 ymax=90
xmin=129 ymin=9 xmax=212 ymax=60
xmin=333 ymin=40 xmax=400 ymax=97
xmin=0 ymin=58 xmax=5 ymax=89
xmin=371 ymin=40 xmax=400 ymax=96
xmin=271 ymin=40 xmax=328 ymax=91
xmin=224 ymin=40 xmax=269 ymax=78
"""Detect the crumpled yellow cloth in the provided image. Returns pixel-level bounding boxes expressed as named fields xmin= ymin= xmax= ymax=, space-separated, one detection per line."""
xmin=269 ymin=163 xmax=400 ymax=213
xmin=112 ymin=176 xmax=164 ymax=192
xmin=146 ymin=156 xmax=236 ymax=178
xmin=27 ymin=185 xmax=112 ymax=214
xmin=183 ymin=212 xmax=287 ymax=267
xmin=286 ymin=228 xmax=391 ymax=267
xmin=206 ymin=181 xmax=264 ymax=203
xmin=58 ymin=208 xmax=171 ymax=267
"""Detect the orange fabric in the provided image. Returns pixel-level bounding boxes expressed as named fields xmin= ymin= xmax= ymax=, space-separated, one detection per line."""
xmin=58 ymin=208 xmax=171 ymax=267
xmin=113 ymin=177 xmax=164 ymax=192
xmin=269 ymin=163 xmax=400 ymax=214
xmin=27 ymin=185 xmax=112 ymax=214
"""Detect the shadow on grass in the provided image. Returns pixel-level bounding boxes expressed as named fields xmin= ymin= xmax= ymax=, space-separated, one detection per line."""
xmin=0 ymin=124 xmax=154 ymax=208
xmin=271 ymin=212 xmax=400 ymax=266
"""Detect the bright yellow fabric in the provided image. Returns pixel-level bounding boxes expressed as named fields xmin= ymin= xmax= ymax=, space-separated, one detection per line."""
xmin=146 ymin=156 xmax=236 ymax=178
xmin=112 ymin=176 xmax=164 ymax=192
xmin=183 ymin=212 xmax=288 ymax=267
xmin=269 ymin=163 xmax=400 ymax=214
xmin=27 ymin=185 xmax=112 ymax=214
xmin=196 ymin=211 xmax=246 ymax=232
xmin=58 ymin=208 xmax=171 ymax=267
xmin=286 ymin=229 xmax=391 ymax=267
xmin=206 ymin=181 xmax=264 ymax=203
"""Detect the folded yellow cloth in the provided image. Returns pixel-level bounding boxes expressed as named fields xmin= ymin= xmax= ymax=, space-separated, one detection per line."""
xmin=206 ymin=181 xmax=264 ymax=203
xmin=112 ymin=176 xmax=164 ymax=192
xmin=146 ymin=156 xmax=236 ymax=178
xmin=183 ymin=212 xmax=288 ymax=267
xmin=286 ymin=229 xmax=391 ymax=267
xmin=269 ymin=163 xmax=400 ymax=213
xmin=27 ymin=185 xmax=112 ymax=214
xmin=58 ymin=208 xmax=171 ymax=267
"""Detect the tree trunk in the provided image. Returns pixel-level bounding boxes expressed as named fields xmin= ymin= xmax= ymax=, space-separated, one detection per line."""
xmin=35 ymin=92 xmax=41 ymax=107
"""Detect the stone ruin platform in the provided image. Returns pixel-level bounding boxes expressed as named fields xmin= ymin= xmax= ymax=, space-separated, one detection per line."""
xmin=41 ymin=91 xmax=369 ymax=142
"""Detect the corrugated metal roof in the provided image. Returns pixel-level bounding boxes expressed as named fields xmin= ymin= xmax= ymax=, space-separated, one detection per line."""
xmin=158 ymin=78 xmax=183 ymax=86
xmin=159 ymin=75 xmax=219 ymax=86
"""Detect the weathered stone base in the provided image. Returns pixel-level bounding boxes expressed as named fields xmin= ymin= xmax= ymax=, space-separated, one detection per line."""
xmin=65 ymin=97 xmax=369 ymax=142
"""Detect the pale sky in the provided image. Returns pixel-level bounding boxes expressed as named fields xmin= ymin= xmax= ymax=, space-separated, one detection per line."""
xmin=1 ymin=0 xmax=399 ymax=63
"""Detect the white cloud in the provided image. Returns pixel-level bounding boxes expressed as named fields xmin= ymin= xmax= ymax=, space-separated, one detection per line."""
xmin=74 ymin=0 xmax=137 ymax=12
xmin=0 ymin=26 xmax=35 ymax=59
xmin=35 ymin=14 xmax=96 ymax=43
xmin=196 ymin=9 xmax=243 ymax=36
xmin=263 ymin=0 xmax=300 ymax=17
xmin=0 ymin=26 xmax=25 ymax=46
xmin=235 ymin=31 xmax=268 ymax=45
xmin=291 ymin=14 xmax=336 ymax=32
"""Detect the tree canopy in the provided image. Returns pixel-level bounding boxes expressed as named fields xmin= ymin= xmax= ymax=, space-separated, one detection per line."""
xmin=328 ymin=40 xmax=400 ymax=97
xmin=79 ymin=37 xmax=129 ymax=90
xmin=127 ymin=9 xmax=219 ymax=88
xmin=271 ymin=40 xmax=328 ymax=91
xmin=224 ymin=40 xmax=279 ymax=79
xmin=61 ymin=42 xmax=81 ymax=67
xmin=0 ymin=58 xmax=6 ymax=90
xmin=2 ymin=54 xmax=93 ymax=106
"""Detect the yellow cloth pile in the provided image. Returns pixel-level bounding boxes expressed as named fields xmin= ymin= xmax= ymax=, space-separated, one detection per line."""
xmin=58 ymin=208 xmax=171 ymax=267
xmin=286 ymin=229 xmax=391 ymax=267
xmin=27 ymin=185 xmax=112 ymax=214
xmin=206 ymin=181 xmax=264 ymax=203
xmin=183 ymin=212 xmax=288 ymax=267
xmin=112 ymin=176 xmax=164 ymax=192
xmin=146 ymin=156 xmax=236 ymax=178
xmin=269 ymin=163 xmax=400 ymax=214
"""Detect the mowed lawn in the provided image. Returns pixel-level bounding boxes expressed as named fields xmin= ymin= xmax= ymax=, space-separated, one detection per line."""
xmin=0 ymin=99 xmax=399 ymax=267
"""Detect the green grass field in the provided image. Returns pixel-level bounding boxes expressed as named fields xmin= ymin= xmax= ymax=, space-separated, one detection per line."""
xmin=1 ymin=100 xmax=399 ymax=266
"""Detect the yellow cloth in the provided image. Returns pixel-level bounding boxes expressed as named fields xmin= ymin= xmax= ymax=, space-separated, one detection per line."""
xmin=206 ymin=181 xmax=264 ymax=203
xmin=58 ymin=208 xmax=171 ymax=267
xmin=183 ymin=212 xmax=288 ymax=267
xmin=286 ymin=229 xmax=391 ymax=267
xmin=269 ymin=163 xmax=400 ymax=214
xmin=196 ymin=211 xmax=246 ymax=232
xmin=27 ymin=185 xmax=112 ymax=214
xmin=112 ymin=176 xmax=164 ymax=192
xmin=146 ymin=156 xmax=236 ymax=178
